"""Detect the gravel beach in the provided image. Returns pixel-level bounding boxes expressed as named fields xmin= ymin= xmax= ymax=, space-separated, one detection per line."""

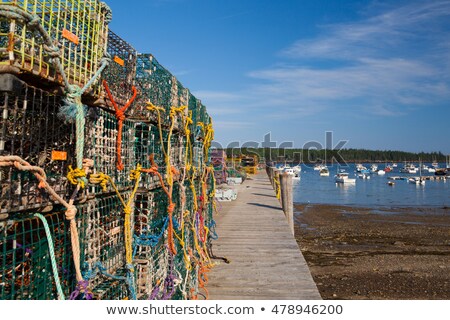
xmin=294 ymin=204 xmax=450 ymax=300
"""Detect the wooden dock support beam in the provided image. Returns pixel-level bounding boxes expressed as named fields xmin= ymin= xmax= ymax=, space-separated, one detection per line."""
xmin=279 ymin=172 xmax=294 ymax=235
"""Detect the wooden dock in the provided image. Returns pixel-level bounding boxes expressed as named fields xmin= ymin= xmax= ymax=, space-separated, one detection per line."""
xmin=207 ymin=171 xmax=321 ymax=300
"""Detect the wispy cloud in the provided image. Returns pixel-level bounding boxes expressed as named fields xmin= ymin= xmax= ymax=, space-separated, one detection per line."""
xmin=197 ymin=0 xmax=450 ymax=123
xmin=282 ymin=0 xmax=450 ymax=61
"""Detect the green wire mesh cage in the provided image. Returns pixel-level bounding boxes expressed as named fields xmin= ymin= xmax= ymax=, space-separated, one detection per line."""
xmin=0 ymin=73 xmax=76 ymax=213
xmin=0 ymin=0 xmax=110 ymax=92
xmin=133 ymin=54 xmax=189 ymax=126
xmin=77 ymin=191 xmax=132 ymax=297
xmin=133 ymin=183 xmax=203 ymax=300
xmin=0 ymin=210 xmax=75 ymax=299
xmin=99 ymin=29 xmax=137 ymax=112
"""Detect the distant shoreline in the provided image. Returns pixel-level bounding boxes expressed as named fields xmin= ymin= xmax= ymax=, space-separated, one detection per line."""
xmin=294 ymin=204 xmax=450 ymax=300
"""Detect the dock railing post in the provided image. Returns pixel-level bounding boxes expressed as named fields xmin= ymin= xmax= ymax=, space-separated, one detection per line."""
xmin=273 ymin=169 xmax=280 ymax=191
xmin=267 ymin=166 xmax=274 ymax=186
xmin=279 ymin=172 xmax=294 ymax=235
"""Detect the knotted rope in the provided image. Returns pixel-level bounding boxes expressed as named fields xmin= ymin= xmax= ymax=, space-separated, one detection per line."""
xmin=0 ymin=156 xmax=83 ymax=284
xmin=102 ymin=80 xmax=137 ymax=171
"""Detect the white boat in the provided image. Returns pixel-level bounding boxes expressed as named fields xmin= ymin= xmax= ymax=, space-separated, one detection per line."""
xmin=408 ymin=177 xmax=425 ymax=185
xmin=432 ymin=161 xmax=439 ymax=168
xmin=400 ymin=163 xmax=418 ymax=174
xmin=319 ymin=167 xmax=330 ymax=176
xmin=377 ymin=169 xmax=386 ymax=175
xmin=292 ymin=165 xmax=302 ymax=175
xmin=357 ymin=173 xmax=370 ymax=179
xmin=313 ymin=164 xmax=325 ymax=171
xmin=283 ymin=168 xmax=295 ymax=176
xmin=335 ymin=172 xmax=356 ymax=184
xmin=370 ymin=164 xmax=378 ymax=173
xmin=392 ymin=163 xmax=398 ymax=168
xmin=356 ymin=164 xmax=367 ymax=172
xmin=427 ymin=167 xmax=436 ymax=173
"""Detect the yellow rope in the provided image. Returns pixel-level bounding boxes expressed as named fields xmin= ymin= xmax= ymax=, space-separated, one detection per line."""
xmin=274 ymin=174 xmax=281 ymax=199
xmin=89 ymin=172 xmax=110 ymax=192
xmin=146 ymin=101 xmax=167 ymax=159
xmin=67 ymin=165 xmax=86 ymax=188
xmin=89 ymin=165 xmax=142 ymax=266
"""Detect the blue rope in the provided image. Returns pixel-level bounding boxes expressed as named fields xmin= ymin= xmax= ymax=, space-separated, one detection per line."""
xmin=208 ymin=219 xmax=219 ymax=240
xmin=33 ymin=213 xmax=66 ymax=300
xmin=82 ymin=261 xmax=137 ymax=300
xmin=132 ymin=217 xmax=182 ymax=257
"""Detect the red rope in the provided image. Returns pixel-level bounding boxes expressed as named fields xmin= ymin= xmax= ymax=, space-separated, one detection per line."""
xmin=102 ymin=80 xmax=137 ymax=171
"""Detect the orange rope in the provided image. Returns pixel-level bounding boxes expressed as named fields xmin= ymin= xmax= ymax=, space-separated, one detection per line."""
xmin=140 ymin=154 xmax=177 ymax=255
xmin=102 ymin=80 xmax=137 ymax=171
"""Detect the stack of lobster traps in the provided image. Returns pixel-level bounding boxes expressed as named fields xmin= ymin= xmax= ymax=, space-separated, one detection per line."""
xmin=0 ymin=0 xmax=216 ymax=300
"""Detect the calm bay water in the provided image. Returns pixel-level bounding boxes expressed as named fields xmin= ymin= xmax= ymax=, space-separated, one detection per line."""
xmin=293 ymin=163 xmax=450 ymax=207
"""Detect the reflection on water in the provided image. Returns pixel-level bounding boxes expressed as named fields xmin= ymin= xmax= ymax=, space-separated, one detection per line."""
xmin=293 ymin=163 xmax=450 ymax=207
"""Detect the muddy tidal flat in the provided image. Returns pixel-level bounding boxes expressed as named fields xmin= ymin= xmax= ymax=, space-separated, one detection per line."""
xmin=294 ymin=204 xmax=450 ymax=299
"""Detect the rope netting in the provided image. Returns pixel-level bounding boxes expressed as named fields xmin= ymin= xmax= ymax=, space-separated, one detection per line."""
xmin=0 ymin=1 xmax=218 ymax=300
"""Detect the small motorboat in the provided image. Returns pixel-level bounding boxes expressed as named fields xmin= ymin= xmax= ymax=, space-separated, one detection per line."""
xmin=387 ymin=181 xmax=395 ymax=186
xmin=408 ymin=177 xmax=425 ymax=185
xmin=335 ymin=172 xmax=356 ymax=184
xmin=319 ymin=167 xmax=330 ymax=176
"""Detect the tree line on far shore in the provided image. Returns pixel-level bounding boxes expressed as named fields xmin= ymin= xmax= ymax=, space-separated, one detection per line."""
xmin=222 ymin=148 xmax=448 ymax=164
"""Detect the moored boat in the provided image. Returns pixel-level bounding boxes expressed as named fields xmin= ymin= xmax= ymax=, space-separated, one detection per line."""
xmin=319 ymin=167 xmax=330 ymax=176
xmin=335 ymin=172 xmax=356 ymax=184
xmin=408 ymin=177 xmax=425 ymax=185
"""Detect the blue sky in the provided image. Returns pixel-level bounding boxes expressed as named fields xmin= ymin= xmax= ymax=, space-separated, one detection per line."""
xmin=107 ymin=0 xmax=450 ymax=153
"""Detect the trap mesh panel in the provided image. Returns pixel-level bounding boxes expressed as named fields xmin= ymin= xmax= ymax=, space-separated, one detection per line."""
xmin=78 ymin=191 xmax=132 ymax=293
xmin=133 ymin=188 xmax=169 ymax=299
xmin=0 ymin=74 xmax=75 ymax=213
xmin=0 ymin=0 xmax=110 ymax=89
xmin=188 ymin=93 xmax=199 ymax=129
xmin=0 ymin=210 xmax=74 ymax=299
xmin=134 ymin=122 xmax=161 ymax=190
xmin=85 ymin=107 xmax=136 ymax=193
xmin=133 ymin=183 xmax=191 ymax=300
xmin=134 ymin=122 xmax=185 ymax=190
xmin=99 ymin=30 xmax=137 ymax=112
xmin=193 ymin=141 xmax=204 ymax=174
xmin=133 ymin=54 xmax=173 ymax=123
xmin=91 ymin=273 xmax=129 ymax=300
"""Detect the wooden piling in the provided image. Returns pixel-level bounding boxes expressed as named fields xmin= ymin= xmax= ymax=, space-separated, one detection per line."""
xmin=279 ymin=172 xmax=294 ymax=235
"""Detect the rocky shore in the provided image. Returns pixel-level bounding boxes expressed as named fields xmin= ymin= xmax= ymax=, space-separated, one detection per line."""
xmin=294 ymin=204 xmax=450 ymax=299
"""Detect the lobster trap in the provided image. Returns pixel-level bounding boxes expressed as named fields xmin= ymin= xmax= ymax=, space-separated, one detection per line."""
xmin=133 ymin=184 xmax=191 ymax=300
xmin=0 ymin=73 xmax=76 ymax=213
xmin=99 ymin=30 xmax=137 ymax=111
xmin=84 ymin=107 xmax=137 ymax=193
xmin=0 ymin=210 xmax=74 ymax=299
xmin=134 ymin=122 xmax=185 ymax=190
xmin=77 ymin=191 xmax=132 ymax=292
xmin=0 ymin=0 xmax=110 ymax=91
xmin=133 ymin=54 xmax=189 ymax=127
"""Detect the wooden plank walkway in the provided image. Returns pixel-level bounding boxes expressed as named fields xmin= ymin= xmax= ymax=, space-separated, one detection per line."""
xmin=207 ymin=172 xmax=321 ymax=300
